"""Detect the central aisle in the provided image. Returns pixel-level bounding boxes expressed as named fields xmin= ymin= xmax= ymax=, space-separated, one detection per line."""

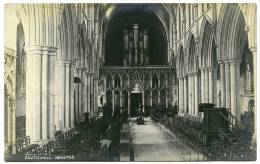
xmin=129 ymin=117 xmax=186 ymax=161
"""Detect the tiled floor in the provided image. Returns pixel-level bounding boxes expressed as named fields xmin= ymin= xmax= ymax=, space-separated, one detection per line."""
xmin=129 ymin=117 xmax=203 ymax=162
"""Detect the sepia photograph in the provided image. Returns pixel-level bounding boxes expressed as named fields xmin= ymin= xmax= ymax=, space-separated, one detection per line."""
xmin=2 ymin=1 xmax=258 ymax=162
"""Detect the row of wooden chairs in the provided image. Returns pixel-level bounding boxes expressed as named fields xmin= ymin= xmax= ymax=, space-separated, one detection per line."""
xmin=16 ymin=136 xmax=39 ymax=154
xmin=53 ymin=129 xmax=82 ymax=155
xmin=77 ymin=116 xmax=107 ymax=157
xmin=168 ymin=117 xmax=207 ymax=159
xmin=161 ymin=115 xmax=255 ymax=161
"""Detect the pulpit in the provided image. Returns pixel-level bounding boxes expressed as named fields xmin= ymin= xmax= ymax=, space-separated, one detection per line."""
xmin=199 ymin=103 xmax=229 ymax=144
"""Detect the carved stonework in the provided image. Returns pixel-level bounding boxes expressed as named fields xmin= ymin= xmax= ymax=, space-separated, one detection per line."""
xmin=100 ymin=66 xmax=176 ymax=109
xmin=4 ymin=47 xmax=16 ymax=98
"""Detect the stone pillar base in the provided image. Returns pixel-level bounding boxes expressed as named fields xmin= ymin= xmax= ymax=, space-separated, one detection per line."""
xmin=40 ymin=139 xmax=50 ymax=146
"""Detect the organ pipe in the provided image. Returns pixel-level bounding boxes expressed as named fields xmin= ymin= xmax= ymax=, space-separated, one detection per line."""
xmin=123 ymin=24 xmax=148 ymax=66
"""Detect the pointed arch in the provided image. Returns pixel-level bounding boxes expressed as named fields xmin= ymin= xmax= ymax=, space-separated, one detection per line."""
xmin=216 ymin=4 xmax=247 ymax=60
xmin=200 ymin=17 xmax=216 ymax=67
xmin=106 ymin=73 xmax=113 ymax=89
xmin=114 ymin=73 xmax=121 ymax=89
xmin=186 ymin=32 xmax=198 ymax=73
xmin=177 ymin=44 xmax=185 ymax=77
xmin=152 ymin=73 xmax=159 ymax=88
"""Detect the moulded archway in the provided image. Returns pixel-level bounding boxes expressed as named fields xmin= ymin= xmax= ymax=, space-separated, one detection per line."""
xmin=103 ymin=4 xmax=169 ymax=66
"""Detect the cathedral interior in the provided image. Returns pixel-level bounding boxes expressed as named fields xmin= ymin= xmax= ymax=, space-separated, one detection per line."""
xmin=4 ymin=3 xmax=257 ymax=161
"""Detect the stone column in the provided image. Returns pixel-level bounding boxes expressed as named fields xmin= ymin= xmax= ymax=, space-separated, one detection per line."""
xmin=178 ymin=78 xmax=183 ymax=113
xmin=26 ymin=52 xmax=33 ymax=138
xmin=219 ymin=62 xmax=226 ymax=107
xmin=54 ymin=61 xmax=63 ymax=130
xmin=11 ymin=100 xmax=16 ymax=154
xmin=158 ymin=90 xmax=161 ymax=105
xmin=83 ymin=74 xmax=86 ymax=115
xmin=194 ymin=73 xmax=199 ymax=115
xmin=142 ymin=92 xmax=145 ymax=112
xmin=25 ymin=45 xmax=57 ymax=144
xmin=94 ymin=77 xmax=99 ymax=113
xmin=230 ymin=60 xmax=240 ymax=118
xmin=128 ymin=92 xmax=131 ymax=114
xmin=84 ymin=74 xmax=88 ymax=116
xmin=90 ymin=76 xmax=94 ymax=115
xmin=204 ymin=68 xmax=209 ymax=103
xmin=33 ymin=52 xmax=41 ymax=142
xmin=181 ymin=77 xmax=184 ymax=113
xmin=236 ymin=61 xmax=241 ymax=118
xmin=150 ymin=91 xmax=153 ymax=107
xmin=188 ymin=75 xmax=192 ymax=114
xmin=78 ymin=70 xmax=83 ymax=121
xmin=112 ymin=91 xmax=115 ymax=112
xmin=200 ymin=68 xmax=205 ymax=103
xmin=92 ymin=76 xmax=95 ymax=114
xmin=6 ymin=96 xmax=12 ymax=154
xmin=49 ymin=54 xmax=55 ymax=139
xmin=191 ymin=74 xmax=195 ymax=115
xmin=65 ymin=61 xmax=71 ymax=129
xmin=41 ymin=53 xmax=48 ymax=142
xmin=70 ymin=62 xmax=76 ymax=128
xmin=250 ymin=47 xmax=256 ymax=146
xmin=224 ymin=61 xmax=231 ymax=109
xmin=120 ymin=91 xmax=123 ymax=108
xmin=75 ymin=72 xmax=79 ymax=122
xmin=86 ymin=75 xmax=89 ymax=114
xmin=183 ymin=76 xmax=187 ymax=113
xmin=82 ymin=72 xmax=86 ymax=115
xmin=5 ymin=97 xmax=16 ymax=154
xmin=208 ymin=67 xmax=215 ymax=103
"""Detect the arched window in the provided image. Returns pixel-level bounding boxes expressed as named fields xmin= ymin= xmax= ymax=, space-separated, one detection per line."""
xmin=152 ymin=74 xmax=159 ymax=88
xmin=107 ymin=74 xmax=113 ymax=89
xmin=114 ymin=74 xmax=121 ymax=89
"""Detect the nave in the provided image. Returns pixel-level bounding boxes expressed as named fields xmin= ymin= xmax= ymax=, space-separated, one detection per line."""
xmin=9 ymin=105 xmax=256 ymax=162
xmin=4 ymin=3 xmax=257 ymax=162
xmin=128 ymin=117 xmax=200 ymax=161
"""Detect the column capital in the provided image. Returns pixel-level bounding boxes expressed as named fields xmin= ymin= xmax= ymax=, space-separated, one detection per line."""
xmin=71 ymin=60 xmax=77 ymax=66
xmin=249 ymin=47 xmax=257 ymax=53
xmin=200 ymin=67 xmax=207 ymax=71
xmin=229 ymin=59 xmax=241 ymax=64
xmin=218 ymin=60 xmax=225 ymax=64
xmin=191 ymin=71 xmax=199 ymax=75
xmin=186 ymin=72 xmax=192 ymax=76
xmin=208 ymin=67 xmax=217 ymax=72
xmin=56 ymin=60 xmax=74 ymax=66
xmin=187 ymin=72 xmax=198 ymax=76
xmin=223 ymin=60 xmax=231 ymax=64
xmin=24 ymin=45 xmax=57 ymax=56
xmin=183 ymin=74 xmax=189 ymax=78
